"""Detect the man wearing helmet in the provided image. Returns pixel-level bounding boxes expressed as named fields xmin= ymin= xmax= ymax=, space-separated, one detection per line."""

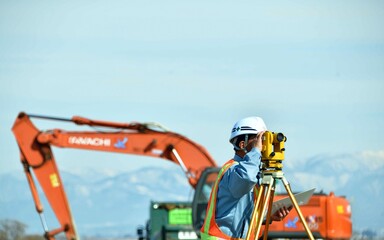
xmin=201 ymin=117 xmax=291 ymax=239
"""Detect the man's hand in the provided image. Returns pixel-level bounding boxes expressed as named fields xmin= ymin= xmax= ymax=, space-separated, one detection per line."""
xmin=254 ymin=131 xmax=265 ymax=151
xmin=271 ymin=206 xmax=292 ymax=221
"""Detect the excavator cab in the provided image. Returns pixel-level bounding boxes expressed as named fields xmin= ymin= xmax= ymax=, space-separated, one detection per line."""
xmin=191 ymin=167 xmax=220 ymax=237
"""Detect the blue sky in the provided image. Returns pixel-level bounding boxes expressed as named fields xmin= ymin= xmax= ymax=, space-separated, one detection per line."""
xmin=1 ymin=1 xmax=383 ymax=175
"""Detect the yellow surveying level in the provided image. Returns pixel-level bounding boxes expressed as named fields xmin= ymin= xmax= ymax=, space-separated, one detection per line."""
xmin=261 ymin=131 xmax=286 ymax=170
xmin=245 ymin=131 xmax=315 ymax=240
xmin=261 ymin=131 xmax=286 ymax=160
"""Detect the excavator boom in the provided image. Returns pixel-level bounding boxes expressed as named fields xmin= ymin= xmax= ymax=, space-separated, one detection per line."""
xmin=12 ymin=112 xmax=217 ymax=239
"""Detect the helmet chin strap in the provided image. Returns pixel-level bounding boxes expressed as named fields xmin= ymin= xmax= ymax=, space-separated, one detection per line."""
xmin=242 ymin=134 xmax=249 ymax=153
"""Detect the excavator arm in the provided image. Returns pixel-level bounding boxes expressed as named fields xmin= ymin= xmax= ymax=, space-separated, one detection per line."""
xmin=12 ymin=112 xmax=217 ymax=240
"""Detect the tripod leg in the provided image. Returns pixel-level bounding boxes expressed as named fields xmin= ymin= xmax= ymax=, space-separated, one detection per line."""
xmin=281 ymin=177 xmax=315 ymax=240
xmin=246 ymin=176 xmax=274 ymax=240
xmin=262 ymin=183 xmax=276 ymax=240
xmin=246 ymin=184 xmax=266 ymax=240
xmin=255 ymin=181 xmax=273 ymax=240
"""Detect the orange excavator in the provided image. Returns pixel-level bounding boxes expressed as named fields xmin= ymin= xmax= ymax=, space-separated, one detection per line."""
xmin=12 ymin=112 xmax=352 ymax=240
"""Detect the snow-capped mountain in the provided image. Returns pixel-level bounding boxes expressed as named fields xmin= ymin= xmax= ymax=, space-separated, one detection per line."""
xmin=0 ymin=165 xmax=194 ymax=237
xmin=1 ymin=151 xmax=383 ymax=237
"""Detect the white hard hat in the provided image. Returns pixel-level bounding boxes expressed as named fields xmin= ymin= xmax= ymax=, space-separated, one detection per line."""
xmin=229 ymin=116 xmax=267 ymax=143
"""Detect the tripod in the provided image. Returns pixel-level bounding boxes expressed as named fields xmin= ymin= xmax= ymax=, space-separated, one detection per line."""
xmin=245 ymin=131 xmax=315 ymax=240
xmin=245 ymin=170 xmax=314 ymax=240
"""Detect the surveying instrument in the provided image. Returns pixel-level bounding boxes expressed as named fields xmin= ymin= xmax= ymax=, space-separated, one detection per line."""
xmin=245 ymin=131 xmax=315 ymax=240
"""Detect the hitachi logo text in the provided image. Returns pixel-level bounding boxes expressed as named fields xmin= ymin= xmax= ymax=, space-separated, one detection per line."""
xmin=68 ymin=136 xmax=111 ymax=147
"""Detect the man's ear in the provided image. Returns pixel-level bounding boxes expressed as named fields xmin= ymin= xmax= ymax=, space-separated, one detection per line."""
xmin=239 ymin=141 xmax=245 ymax=149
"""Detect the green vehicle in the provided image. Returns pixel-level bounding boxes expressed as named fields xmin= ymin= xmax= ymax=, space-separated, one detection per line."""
xmin=138 ymin=201 xmax=199 ymax=240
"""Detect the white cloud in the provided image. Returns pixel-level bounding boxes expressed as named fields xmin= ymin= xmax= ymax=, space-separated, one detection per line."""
xmin=135 ymin=185 xmax=151 ymax=195
xmin=75 ymin=185 xmax=90 ymax=197
xmin=291 ymin=172 xmax=336 ymax=192
xmin=360 ymin=150 xmax=384 ymax=171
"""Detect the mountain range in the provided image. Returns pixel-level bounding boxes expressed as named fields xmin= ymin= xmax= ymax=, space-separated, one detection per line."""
xmin=1 ymin=150 xmax=383 ymax=237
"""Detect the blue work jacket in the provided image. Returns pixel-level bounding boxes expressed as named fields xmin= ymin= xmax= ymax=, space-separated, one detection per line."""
xmin=215 ymin=147 xmax=261 ymax=238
